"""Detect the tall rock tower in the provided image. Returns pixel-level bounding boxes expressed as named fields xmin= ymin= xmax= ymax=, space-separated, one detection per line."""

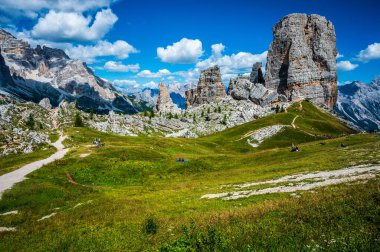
xmin=185 ymin=65 xmax=226 ymax=108
xmin=265 ymin=14 xmax=338 ymax=108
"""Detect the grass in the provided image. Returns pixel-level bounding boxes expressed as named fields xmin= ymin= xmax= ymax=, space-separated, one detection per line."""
xmin=0 ymin=145 xmax=56 ymax=176
xmin=0 ymin=101 xmax=379 ymax=251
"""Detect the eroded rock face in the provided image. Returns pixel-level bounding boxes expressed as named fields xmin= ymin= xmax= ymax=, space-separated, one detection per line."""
xmin=185 ymin=66 xmax=226 ymax=107
xmin=265 ymin=14 xmax=337 ymax=108
xmin=155 ymin=83 xmax=180 ymax=114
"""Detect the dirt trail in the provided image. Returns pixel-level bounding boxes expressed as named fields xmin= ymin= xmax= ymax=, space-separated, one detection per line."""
xmin=0 ymin=134 xmax=69 ymax=199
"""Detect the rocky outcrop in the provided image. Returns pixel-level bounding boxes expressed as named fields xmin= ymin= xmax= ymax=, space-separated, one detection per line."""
xmin=227 ymin=63 xmax=279 ymax=107
xmin=155 ymin=83 xmax=180 ymax=114
xmin=185 ymin=66 xmax=226 ymax=107
xmin=265 ymin=14 xmax=338 ymax=108
xmin=0 ymin=29 xmax=142 ymax=114
xmin=38 ymin=98 xmax=52 ymax=109
xmin=335 ymin=78 xmax=380 ymax=132
xmin=250 ymin=62 xmax=265 ymax=84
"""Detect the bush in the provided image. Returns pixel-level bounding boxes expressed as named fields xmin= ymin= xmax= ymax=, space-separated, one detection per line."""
xmin=25 ymin=113 xmax=35 ymax=130
xmin=143 ymin=216 xmax=158 ymax=235
xmin=74 ymin=113 xmax=84 ymax=127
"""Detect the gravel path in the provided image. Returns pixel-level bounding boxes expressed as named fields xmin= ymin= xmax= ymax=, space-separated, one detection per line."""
xmin=0 ymin=134 xmax=69 ymax=199
xmin=201 ymin=164 xmax=380 ymax=200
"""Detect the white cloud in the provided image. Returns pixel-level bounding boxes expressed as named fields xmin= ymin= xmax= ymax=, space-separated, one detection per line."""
xmin=66 ymin=40 xmax=139 ymax=63
xmin=104 ymin=61 xmax=140 ymax=72
xmin=211 ymin=43 xmax=225 ymax=57
xmin=338 ymin=81 xmax=353 ymax=86
xmin=157 ymin=38 xmax=203 ymax=64
xmin=0 ymin=0 xmax=117 ymax=20
xmin=357 ymin=42 xmax=380 ymax=62
xmin=336 ymin=53 xmax=344 ymax=59
xmin=31 ymin=9 xmax=117 ymax=42
xmin=337 ymin=60 xmax=359 ymax=71
xmin=196 ymin=44 xmax=268 ymax=80
xmin=113 ymin=80 xmax=139 ymax=87
xmin=137 ymin=69 xmax=171 ymax=78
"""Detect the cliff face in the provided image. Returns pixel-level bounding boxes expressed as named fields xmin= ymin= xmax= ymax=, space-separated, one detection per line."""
xmin=185 ymin=66 xmax=226 ymax=107
xmin=265 ymin=14 xmax=338 ymax=108
xmin=0 ymin=29 xmax=140 ymax=114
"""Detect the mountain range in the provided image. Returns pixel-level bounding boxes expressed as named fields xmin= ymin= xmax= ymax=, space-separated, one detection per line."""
xmin=335 ymin=78 xmax=380 ymax=132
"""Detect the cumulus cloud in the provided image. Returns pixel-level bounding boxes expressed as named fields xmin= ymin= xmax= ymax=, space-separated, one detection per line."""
xmin=31 ymin=9 xmax=117 ymax=42
xmin=195 ymin=44 xmax=268 ymax=80
xmin=357 ymin=42 xmax=380 ymax=62
xmin=157 ymin=38 xmax=203 ymax=64
xmin=211 ymin=43 xmax=225 ymax=57
xmin=0 ymin=0 xmax=117 ymax=20
xmin=337 ymin=60 xmax=359 ymax=71
xmin=137 ymin=69 xmax=171 ymax=78
xmin=336 ymin=53 xmax=344 ymax=59
xmin=113 ymin=79 xmax=139 ymax=87
xmin=66 ymin=40 xmax=139 ymax=63
xmin=104 ymin=61 xmax=140 ymax=72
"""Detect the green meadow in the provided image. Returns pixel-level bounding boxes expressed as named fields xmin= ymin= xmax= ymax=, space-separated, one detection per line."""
xmin=0 ymin=101 xmax=379 ymax=251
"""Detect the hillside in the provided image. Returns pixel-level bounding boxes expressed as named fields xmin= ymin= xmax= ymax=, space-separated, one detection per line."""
xmin=1 ymin=101 xmax=378 ymax=251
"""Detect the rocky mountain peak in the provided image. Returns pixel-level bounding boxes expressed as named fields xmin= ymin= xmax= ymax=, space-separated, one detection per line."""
xmin=185 ymin=65 xmax=226 ymax=108
xmin=265 ymin=13 xmax=337 ymax=108
xmin=155 ymin=83 xmax=180 ymax=114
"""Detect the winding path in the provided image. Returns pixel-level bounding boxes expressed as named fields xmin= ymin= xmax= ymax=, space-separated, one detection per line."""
xmin=0 ymin=134 xmax=69 ymax=199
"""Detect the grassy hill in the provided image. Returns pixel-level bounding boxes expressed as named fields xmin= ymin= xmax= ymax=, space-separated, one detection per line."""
xmin=0 ymin=101 xmax=379 ymax=251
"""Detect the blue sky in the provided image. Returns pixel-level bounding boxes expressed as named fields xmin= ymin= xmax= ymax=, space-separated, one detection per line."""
xmin=1 ymin=0 xmax=379 ymax=91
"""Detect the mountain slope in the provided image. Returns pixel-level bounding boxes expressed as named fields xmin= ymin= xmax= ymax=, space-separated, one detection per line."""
xmin=0 ymin=29 xmax=145 ymax=114
xmin=335 ymin=78 xmax=380 ymax=132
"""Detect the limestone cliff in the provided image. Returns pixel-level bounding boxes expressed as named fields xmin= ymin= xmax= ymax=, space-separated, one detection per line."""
xmin=265 ymin=14 xmax=338 ymax=108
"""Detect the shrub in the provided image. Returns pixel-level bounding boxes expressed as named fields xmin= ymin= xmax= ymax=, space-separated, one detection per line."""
xmin=74 ymin=113 xmax=84 ymax=127
xmin=143 ymin=216 xmax=158 ymax=235
xmin=25 ymin=113 xmax=35 ymax=130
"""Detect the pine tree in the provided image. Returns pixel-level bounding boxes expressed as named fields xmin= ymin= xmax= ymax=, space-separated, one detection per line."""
xmin=201 ymin=110 xmax=204 ymax=117
xmin=217 ymin=106 xmax=222 ymax=113
xmin=150 ymin=110 xmax=155 ymax=118
xmin=74 ymin=113 xmax=84 ymax=127
xmin=89 ymin=107 xmax=94 ymax=120
xmin=168 ymin=112 xmax=173 ymax=119
xmin=222 ymin=114 xmax=228 ymax=125
xmin=174 ymin=114 xmax=179 ymax=119
xmin=280 ymin=106 xmax=285 ymax=113
xmin=26 ymin=113 xmax=35 ymax=130
xmin=193 ymin=114 xmax=196 ymax=123
xmin=275 ymin=105 xmax=280 ymax=114
xmin=207 ymin=107 xmax=210 ymax=114
xmin=144 ymin=110 xmax=148 ymax=117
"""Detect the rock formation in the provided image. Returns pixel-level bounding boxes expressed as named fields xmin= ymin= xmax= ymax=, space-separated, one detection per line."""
xmin=250 ymin=62 xmax=265 ymax=84
xmin=265 ymin=14 xmax=338 ymax=108
xmin=227 ymin=63 xmax=279 ymax=107
xmin=0 ymin=29 xmax=143 ymax=114
xmin=185 ymin=66 xmax=226 ymax=107
xmin=155 ymin=83 xmax=180 ymax=114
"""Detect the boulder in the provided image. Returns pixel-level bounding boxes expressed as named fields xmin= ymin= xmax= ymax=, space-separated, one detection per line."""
xmin=250 ymin=62 xmax=265 ymax=84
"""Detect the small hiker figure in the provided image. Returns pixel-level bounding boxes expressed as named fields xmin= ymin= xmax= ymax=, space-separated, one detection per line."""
xmin=176 ymin=157 xmax=187 ymax=163
xmin=291 ymin=143 xmax=299 ymax=152
xmin=93 ymin=138 xmax=105 ymax=147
